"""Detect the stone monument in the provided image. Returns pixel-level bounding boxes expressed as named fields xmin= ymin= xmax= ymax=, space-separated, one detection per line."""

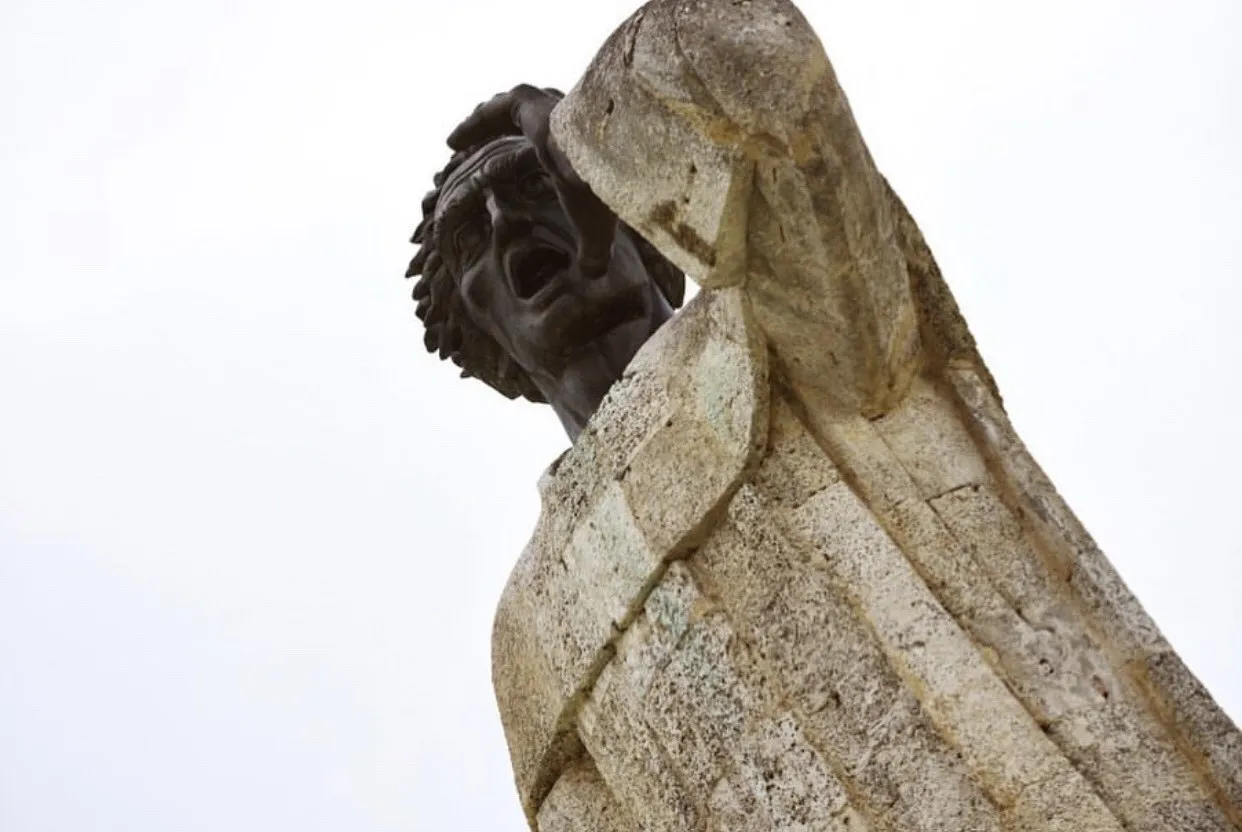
xmin=407 ymin=1 xmax=1242 ymax=829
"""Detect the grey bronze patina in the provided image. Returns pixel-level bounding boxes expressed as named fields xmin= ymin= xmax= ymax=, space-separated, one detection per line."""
xmin=406 ymin=86 xmax=684 ymax=440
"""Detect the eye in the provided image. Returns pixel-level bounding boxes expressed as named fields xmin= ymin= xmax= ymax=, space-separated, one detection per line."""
xmin=517 ymin=171 xmax=555 ymax=203
xmin=452 ymin=218 xmax=488 ymax=264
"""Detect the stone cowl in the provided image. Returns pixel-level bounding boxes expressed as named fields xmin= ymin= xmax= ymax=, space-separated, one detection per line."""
xmin=492 ymin=1 xmax=1242 ymax=829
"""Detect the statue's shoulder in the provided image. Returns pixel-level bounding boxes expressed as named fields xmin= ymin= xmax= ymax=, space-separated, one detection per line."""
xmin=491 ymin=287 xmax=769 ymax=811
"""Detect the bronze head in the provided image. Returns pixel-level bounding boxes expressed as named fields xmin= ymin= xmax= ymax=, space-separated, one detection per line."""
xmin=406 ymin=88 xmax=684 ymax=439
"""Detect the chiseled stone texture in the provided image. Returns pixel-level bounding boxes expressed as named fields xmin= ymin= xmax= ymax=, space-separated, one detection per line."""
xmin=492 ymin=284 xmax=769 ymax=819
xmin=492 ymin=0 xmax=1242 ymax=829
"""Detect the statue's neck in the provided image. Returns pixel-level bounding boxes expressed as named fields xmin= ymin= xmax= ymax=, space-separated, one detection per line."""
xmin=540 ymin=297 xmax=673 ymax=440
xmin=546 ymin=351 xmax=627 ymax=440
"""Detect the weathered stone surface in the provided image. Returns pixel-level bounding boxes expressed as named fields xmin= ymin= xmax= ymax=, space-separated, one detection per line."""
xmin=491 ymin=286 xmax=768 ymax=822
xmin=553 ymin=0 xmax=922 ymax=418
xmin=537 ymin=758 xmax=632 ymax=832
xmin=492 ymin=1 xmax=1242 ymax=829
xmin=696 ymin=463 xmax=1007 ymax=831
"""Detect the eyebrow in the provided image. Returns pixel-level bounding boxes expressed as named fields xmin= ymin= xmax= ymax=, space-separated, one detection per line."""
xmin=433 ymin=145 xmax=545 ymax=253
xmin=479 ymin=143 xmax=540 ymax=184
xmin=438 ymin=143 xmax=540 ymax=209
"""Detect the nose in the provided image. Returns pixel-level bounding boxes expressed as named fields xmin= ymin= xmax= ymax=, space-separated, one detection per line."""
xmin=487 ymin=191 xmax=531 ymax=243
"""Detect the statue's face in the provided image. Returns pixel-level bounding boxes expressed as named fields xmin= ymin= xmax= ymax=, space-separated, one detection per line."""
xmin=434 ymin=136 xmax=671 ymax=387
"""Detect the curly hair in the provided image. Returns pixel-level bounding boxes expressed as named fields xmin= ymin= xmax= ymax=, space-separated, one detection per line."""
xmin=405 ymin=128 xmax=686 ymax=403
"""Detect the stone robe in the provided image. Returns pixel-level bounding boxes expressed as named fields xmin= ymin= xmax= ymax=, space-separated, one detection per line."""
xmin=491 ymin=1 xmax=1242 ymax=829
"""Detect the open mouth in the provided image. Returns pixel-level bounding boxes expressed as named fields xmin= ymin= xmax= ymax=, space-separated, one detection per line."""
xmin=510 ymin=245 xmax=572 ymax=299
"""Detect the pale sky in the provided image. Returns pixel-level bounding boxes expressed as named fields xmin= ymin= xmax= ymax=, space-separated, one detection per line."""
xmin=2 ymin=1 xmax=1239 ymax=830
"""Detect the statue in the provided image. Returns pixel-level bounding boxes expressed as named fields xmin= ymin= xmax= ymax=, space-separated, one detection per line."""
xmin=407 ymin=1 xmax=1242 ymax=830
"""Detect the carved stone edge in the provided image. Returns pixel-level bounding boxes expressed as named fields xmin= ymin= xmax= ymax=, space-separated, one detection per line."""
xmin=948 ymin=365 xmax=1242 ymax=821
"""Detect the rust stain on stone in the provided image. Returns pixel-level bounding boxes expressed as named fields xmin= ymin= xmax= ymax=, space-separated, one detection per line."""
xmin=650 ymin=201 xmax=717 ymax=268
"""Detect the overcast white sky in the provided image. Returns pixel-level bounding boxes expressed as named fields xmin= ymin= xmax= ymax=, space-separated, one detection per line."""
xmin=1 ymin=0 xmax=1239 ymax=829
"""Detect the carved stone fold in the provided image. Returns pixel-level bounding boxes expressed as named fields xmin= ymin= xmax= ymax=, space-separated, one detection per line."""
xmin=492 ymin=1 xmax=1242 ymax=829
